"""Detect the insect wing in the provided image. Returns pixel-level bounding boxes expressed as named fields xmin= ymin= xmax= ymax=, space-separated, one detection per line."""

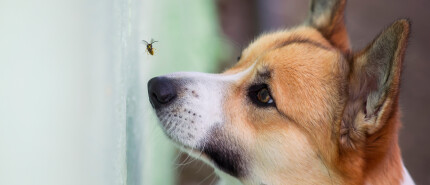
xmin=150 ymin=38 xmax=158 ymax=44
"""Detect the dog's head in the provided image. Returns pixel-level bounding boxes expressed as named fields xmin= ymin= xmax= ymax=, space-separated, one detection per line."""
xmin=147 ymin=0 xmax=410 ymax=184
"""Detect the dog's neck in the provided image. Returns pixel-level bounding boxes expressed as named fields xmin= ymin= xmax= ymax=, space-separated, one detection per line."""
xmin=345 ymin=105 xmax=414 ymax=185
xmin=361 ymin=110 xmax=413 ymax=185
xmin=362 ymin=144 xmax=414 ymax=185
xmin=362 ymin=134 xmax=403 ymax=185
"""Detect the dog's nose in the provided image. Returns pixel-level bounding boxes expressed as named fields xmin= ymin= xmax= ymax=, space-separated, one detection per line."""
xmin=148 ymin=77 xmax=177 ymax=108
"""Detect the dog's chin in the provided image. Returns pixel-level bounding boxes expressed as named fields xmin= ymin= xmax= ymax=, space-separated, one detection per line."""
xmin=155 ymin=112 xmax=219 ymax=170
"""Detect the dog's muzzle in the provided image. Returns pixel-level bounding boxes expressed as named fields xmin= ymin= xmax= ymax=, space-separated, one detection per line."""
xmin=146 ymin=73 xmax=248 ymax=177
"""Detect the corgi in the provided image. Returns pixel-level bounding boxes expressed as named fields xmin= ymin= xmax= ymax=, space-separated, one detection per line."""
xmin=147 ymin=0 xmax=415 ymax=184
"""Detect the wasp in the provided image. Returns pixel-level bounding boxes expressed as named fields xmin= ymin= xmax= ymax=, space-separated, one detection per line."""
xmin=142 ymin=39 xmax=158 ymax=55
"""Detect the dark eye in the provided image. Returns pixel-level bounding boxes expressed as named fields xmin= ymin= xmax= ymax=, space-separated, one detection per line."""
xmin=257 ymin=88 xmax=273 ymax=104
xmin=248 ymin=84 xmax=275 ymax=107
xmin=237 ymin=55 xmax=241 ymax=61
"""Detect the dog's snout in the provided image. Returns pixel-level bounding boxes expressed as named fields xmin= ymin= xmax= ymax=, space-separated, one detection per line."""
xmin=148 ymin=77 xmax=177 ymax=108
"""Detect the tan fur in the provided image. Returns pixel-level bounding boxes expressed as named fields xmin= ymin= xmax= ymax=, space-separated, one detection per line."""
xmin=221 ymin=26 xmax=348 ymax=184
xmin=216 ymin=1 xmax=410 ymax=184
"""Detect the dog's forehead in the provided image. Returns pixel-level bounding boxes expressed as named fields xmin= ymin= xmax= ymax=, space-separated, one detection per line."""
xmin=225 ymin=26 xmax=341 ymax=78
xmin=225 ymin=26 xmax=336 ymax=74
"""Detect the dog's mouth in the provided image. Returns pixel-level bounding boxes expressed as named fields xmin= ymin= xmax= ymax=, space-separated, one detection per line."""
xmin=154 ymin=107 xmax=249 ymax=178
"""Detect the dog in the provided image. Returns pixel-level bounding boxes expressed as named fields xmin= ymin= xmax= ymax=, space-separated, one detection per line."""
xmin=147 ymin=0 xmax=415 ymax=184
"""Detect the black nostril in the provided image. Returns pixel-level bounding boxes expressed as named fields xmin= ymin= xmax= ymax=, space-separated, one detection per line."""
xmin=151 ymin=91 xmax=174 ymax=103
xmin=148 ymin=77 xmax=177 ymax=108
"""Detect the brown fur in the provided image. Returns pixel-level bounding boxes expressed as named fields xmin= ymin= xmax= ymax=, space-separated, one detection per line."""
xmin=219 ymin=0 xmax=410 ymax=184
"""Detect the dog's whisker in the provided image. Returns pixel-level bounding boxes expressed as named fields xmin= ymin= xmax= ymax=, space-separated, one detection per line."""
xmin=175 ymin=148 xmax=202 ymax=166
xmin=175 ymin=152 xmax=191 ymax=166
xmin=197 ymin=171 xmax=216 ymax=185
xmin=194 ymin=161 xmax=206 ymax=175
xmin=165 ymin=120 xmax=177 ymax=133
xmin=208 ymin=174 xmax=218 ymax=185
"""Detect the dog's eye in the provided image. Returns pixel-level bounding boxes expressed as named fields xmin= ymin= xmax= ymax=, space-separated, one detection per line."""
xmin=248 ymin=84 xmax=275 ymax=107
xmin=257 ymin=88 xmax=273 ymax=104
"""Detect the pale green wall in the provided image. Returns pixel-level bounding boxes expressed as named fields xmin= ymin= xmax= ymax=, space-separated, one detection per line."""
xmin=139 ymin=0 xmax=223 ymax=185
xmin=0 ymin=0 xmax=223 ymax=184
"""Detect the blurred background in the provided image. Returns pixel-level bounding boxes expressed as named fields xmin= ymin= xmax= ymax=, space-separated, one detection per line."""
xmin=0 ymin=0 xmax=428 ymax=185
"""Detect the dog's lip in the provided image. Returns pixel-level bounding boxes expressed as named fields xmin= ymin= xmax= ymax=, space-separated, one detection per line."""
xmin=179 ymin=145 xmax=201 ymax=153
xmin=168 ymin=133 xmax=203 ymax=150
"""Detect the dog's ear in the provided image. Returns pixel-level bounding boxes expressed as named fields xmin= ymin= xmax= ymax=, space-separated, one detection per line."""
xmin=305 ymin=0 xmax=349 ymax=53
xmin=340 ymin=19 xmax=410 ymax=149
